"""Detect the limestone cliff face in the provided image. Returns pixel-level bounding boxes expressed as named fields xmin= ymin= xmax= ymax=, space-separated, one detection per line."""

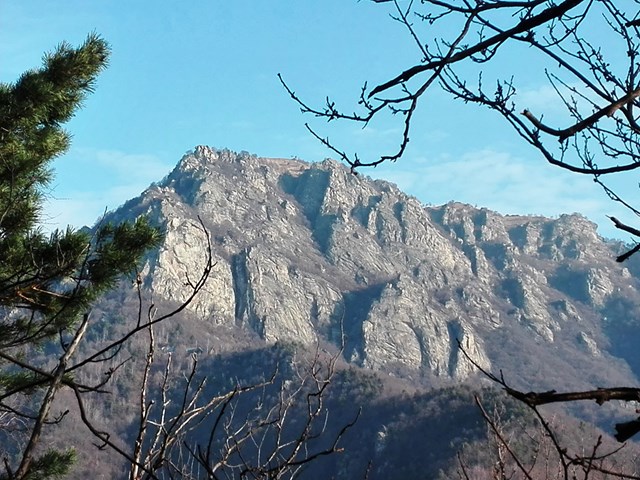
xmin=108 ymin=146 xmax=640 ymax=384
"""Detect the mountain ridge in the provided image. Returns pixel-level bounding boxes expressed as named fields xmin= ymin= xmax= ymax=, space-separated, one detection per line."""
xmin=52 ymin=145 xmax=640 ymax=478
xmin=100 ymin=145 xmax=640 ymax=391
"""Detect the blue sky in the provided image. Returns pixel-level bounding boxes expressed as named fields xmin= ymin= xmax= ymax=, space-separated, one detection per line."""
xmin=2 ymin=1 xmax=636 ymax=240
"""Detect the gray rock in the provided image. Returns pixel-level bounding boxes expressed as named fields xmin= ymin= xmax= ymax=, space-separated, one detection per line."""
xmin=105 ymin=147 xmax=640 ymax=384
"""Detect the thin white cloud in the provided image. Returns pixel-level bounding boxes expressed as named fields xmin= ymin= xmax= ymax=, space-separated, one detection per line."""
xmin=515 ymin=81 xmax=607 ymax=126
xmin=76 ymin=148 xmax=172 ymax=182
xmin=373 ymin=148 xmax=633 ymax=239
xmin=515 ymin=84 xmax=568 ymax=115
xmin=42 ymin=148 xmax=174 ymax=231
xmin=43 ymin=186 xmax=139 ymax=230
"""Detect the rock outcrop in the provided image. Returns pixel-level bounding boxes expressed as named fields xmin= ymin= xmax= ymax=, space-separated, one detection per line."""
xmin=106 ymin=146 xmax=640 ymax=385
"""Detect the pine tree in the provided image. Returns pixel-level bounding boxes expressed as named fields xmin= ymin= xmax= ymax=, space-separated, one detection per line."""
xmin=0 ymin=34 xmax=162 ymax=479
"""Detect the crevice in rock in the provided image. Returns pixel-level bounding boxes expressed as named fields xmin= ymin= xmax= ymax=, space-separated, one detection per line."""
xmin=310 ymin=297 xmax=320 ymax=328
xmin=481 ymin=243 xmax=511 ymax=271
xmin=375 ymin=211 xmax=386 ymax=243
xmin=602 ymin=295 xmax=640 ymax=377
xmin=446 ymin=320 xmax=463 ymax=377
xmin=462 ymin=245 xmax=479 ymax=276
xmin=279 ymin=169 xmax=331 ymax=224
xmin=313 ymin=214 xmax=338 ymax=254
xmin=473 ymin=210 xmax=488 ymax=242
xmin=231 ymin=249 xmax=259 ymax=334
xmin=550 ymin=265 xmax=590 ymax=304
xmin=508 ymin=224 xmax=529 ymax=250
xmin=393 ymin=202 xmax=408 ymax=243
xmin=279 ymin=169 xmax=336 ymax=253
xmin=231 ymin=251 xmax=248 ymax=326
xmin=351 ymin=195 xmax=382 ymax=228
xmin=405 ymin=322 xmax=428 ymax=370
xmin=341 ymin=282 xmax=388 ymax=364
xmin=501 ymin=278 xmax=526 ymax=310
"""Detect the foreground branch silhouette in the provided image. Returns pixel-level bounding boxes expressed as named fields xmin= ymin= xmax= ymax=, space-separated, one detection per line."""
xmin=459 ymin=341 xmax=640 ymax=479
xmin=282 ymin=0 xmax=640 ymax=254
xmin=126 ymin=314 xmax=359 ymax=479
xmin=284 ymin=3 xmax=640 ymax=469
xmin=0 ymin=35 xmax=354 ymax=479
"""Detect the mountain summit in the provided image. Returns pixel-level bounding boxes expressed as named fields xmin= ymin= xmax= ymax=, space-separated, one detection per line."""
xmin=109 ymin=146 xmax=640 ymax=388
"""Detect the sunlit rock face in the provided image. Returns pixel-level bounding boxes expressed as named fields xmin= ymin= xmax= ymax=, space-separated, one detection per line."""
xmin=109 ymin=146 xmax=640 ymax=383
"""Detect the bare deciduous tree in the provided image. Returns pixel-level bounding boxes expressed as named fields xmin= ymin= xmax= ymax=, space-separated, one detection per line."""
xmin=459 ymin=343 xmax=640 ymax=479
xmin=126 ymin=314 xmax=359 ymax=480
xmin=281 ymin=1 xmax=640 ymax=469
xmin=281 ymin=0 xmax=640 ymax=252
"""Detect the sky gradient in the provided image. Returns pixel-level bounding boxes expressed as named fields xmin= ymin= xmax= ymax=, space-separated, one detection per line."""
xmin=2 ymin=1 xmax=635 ymax=240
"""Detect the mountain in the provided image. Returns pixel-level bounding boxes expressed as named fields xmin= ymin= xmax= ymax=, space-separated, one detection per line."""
xmin=109 ymin=146 xmax=640 ymax=388
xmin=68 ymin=146 xmax=640 ymax=478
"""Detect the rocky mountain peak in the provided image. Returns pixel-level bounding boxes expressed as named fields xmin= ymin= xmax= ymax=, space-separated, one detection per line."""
xmin=108 ymin=146 xmax=640 ymax=386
